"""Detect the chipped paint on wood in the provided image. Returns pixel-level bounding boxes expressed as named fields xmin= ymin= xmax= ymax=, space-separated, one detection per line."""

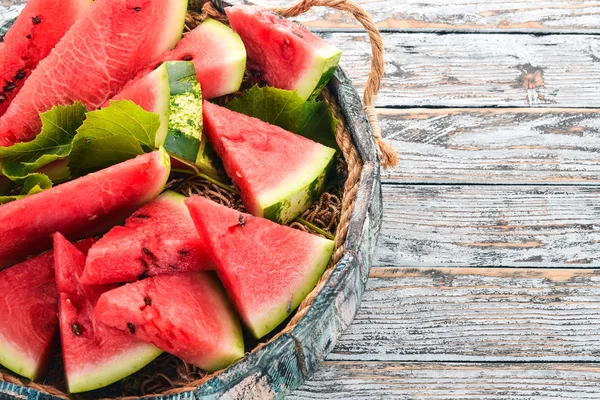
xmin=376 ymin=185 xmax=600 ymax=268
xmin=378 ymin=108 xmax=600 ymax=184
xmin=318 ymin=32 xmax=600 ymax=107
xmin=329 ymin=267 xmax=600 ymax=362
xmin=290 ymin=362 xmax=600 ymax=399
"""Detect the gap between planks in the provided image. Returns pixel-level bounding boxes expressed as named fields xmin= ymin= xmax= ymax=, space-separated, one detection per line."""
xmin=289 ymin=362 xmax=600 ymax=399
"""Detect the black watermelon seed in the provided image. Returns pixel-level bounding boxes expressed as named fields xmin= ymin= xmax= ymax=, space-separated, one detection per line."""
xmin=0 ymin=34 xmax=4 ymax=42
xmin=127 ymin=322 xmax=136 ymax=334
xmin=32 ymin=16 xmax=41 ymax=24
xmin=3 ymin=82 xmax=16 ymax=92
xmin=72 ymin=323 xmax=82 ymax=336
xmin=14 ymin=70 xmax=26 ymax=80
xmin=178 ymin=249 xmax=189 ymax=256
xmin=154 ymin=62 xmax=163 ymax=70
xmin=144 ymin=296 xmax=152 ymax=306
xmin=135 ymin=214 xmax=150 ymax=219
xmin=238 ymin=214 xmax=246 ymax=227
xmin=142 ymin=247 xmax=151 ymax=255
xmin=0 ymin=94 xmax=6 ymax=103
xmin=26 ymin=34 xmax=31 ymax=39
xmin=181 ymin=55 xmax=193 ymax=61
xmin=133 ymin=6 xmax=141 ymax=12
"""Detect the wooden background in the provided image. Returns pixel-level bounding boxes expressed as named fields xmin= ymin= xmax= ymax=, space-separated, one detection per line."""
xmin=3 ymin=0 xmax=600 ymax=398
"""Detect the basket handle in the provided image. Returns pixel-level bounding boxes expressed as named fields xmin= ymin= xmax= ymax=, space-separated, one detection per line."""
xmin=272 ymin=0 xmax=398 ymax=168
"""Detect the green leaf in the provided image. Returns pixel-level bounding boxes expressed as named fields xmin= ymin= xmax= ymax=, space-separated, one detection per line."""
xmin=226 ymin=85 xmax=339 ymax=150
xmin=0 ymin=173 xmax=52 ymax=204
xmin=0 ymin=102 xmax=87 ymax=174
xmin=68 ymin=100 xmax=160 ymax=177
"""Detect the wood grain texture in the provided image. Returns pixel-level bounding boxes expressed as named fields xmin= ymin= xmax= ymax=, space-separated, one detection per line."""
xmin=378 ymin=108 xmax=600 ymax=185
xmin=376 ymin=185 xmax=600 ymax=268
xmin=328 ymin=267 xmax=600 ymax=362
xmin=321 ymin=32 xmax=600 ymax=108
xmin=251 ymin=0 xmax=600 ymax=32
xmin=291 ymin=362 xmax=600 ymax=399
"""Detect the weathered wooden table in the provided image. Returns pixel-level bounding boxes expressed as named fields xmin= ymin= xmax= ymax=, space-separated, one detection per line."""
xmin=3 ymin=0 xmax=600 ymax=398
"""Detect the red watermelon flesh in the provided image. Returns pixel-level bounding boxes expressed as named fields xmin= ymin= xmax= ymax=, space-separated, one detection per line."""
xmin=118 ymin=18 xmax=246 ymax=100
xmin=202 ymin=101 xmax=336 ymax=224
xmin=81 ymin=190 xmax=212 ymax=286
xmin=94 ymin=272 xmax=244 ymax=372
xmin=0 ymin=239 xmax=93 ymax=381
xmin=0 ymin=0 xmax=188 ymax=146
xmin=54 ymin=233 xmax=161 ymax=393
xmin=185 ymin=196 xmax=334 ymax=339
xmin=0 ymin=0 xmax=90 ymax=116
xmin=0 ymin=149 xmax=170 ymax=270
xmin=225 ymin=5 xmax=342 ymax=101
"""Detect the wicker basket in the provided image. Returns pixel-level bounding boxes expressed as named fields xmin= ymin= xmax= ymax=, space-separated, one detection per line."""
xmin=0 ymin=0 xmax=394 ymax=397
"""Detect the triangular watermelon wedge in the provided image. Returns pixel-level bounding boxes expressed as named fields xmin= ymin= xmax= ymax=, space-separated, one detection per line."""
xmin=185 ymin=196 xmax=334 ymax=339
xmin=94 ymin=272 xmax=244 ymax=372
xmin=202 ymin=101 xmax=336 ymax=224
xmin=0 ymin=251 xmax=58 ymax=380
xmin=54 ymin=233 xmax=162 ymax=393
xmin=81 ymin=191 xmax=212 ymax=285
xmin=0 ymin=239 xmax=95 ymax=381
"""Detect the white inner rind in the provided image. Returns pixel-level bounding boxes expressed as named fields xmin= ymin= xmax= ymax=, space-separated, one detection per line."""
xmin=199 ymin=19 xmax=247 ymax=96
xmin=67 ymin=343 xmax=162 ymax=394
xmin=258 ymin=145 xmax=336 ymax=224
xmin=0 ymin=332 xmax=39 ymax=380
xmin=294 ymin=44 xmax=343 ymax=101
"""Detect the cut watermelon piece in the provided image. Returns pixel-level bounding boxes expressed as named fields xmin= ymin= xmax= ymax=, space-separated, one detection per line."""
xmin=81 ymin=191 xmax=212 ymax=285
xmin=203 ymin=101 xmax=336 ymax=224
xmin=0 ymin=149 xmax=170 ymax=270
xmin=0 ymin=0 xmax=188 ymax=146
xmin=225 ymin=5 xmax=342 ymax=101
xmin=54 ymin=233 xmax=162 ymax=393
xmin=120 ymin=18 xmax=246 ymax=101
xmin=111 ymin=61 xmax=220 ymax=176
xmin=0 ymin=0 xmax=90 ymax=116
xmin=95 ymin=272 xmax=244 ymax=372
xmin=185 ymin=196 xmax=334 ymax=339
xmin=0 ymin=239 xmax=93 ymax=381
xmin=156 ymin=18 xmax=246 ymax=99
xmin=0 ymin=252 xmax=57 ymax=380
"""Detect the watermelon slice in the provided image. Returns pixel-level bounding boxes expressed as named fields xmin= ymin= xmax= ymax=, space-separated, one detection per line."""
xmin=0 ymin=0 xmax=188 ymax=146
xmin=119 ymin=18 xmax=246 ymax=101
xmin=0 ymin=252 xmax=57 ymax=380
xmin=225 ymin=5 xmax=342 ymax=101
xmin=94 ymin=272 xmax=245 ymax=372
xmin=81 ymin=191 xmax=212 ymax=285
xmin=185 ymin=196 xmax=334 ymax=339
xmin=0 ymin=239 xmax=93 ymax=381
xmin=203 ymin=101 xmax=336 ymax=224
xmin=54 ymin=233 xmax=162 ymax=393
xmin=154 ymin=18 xmax=246 ymax=99
xmin=111 ymin=61 xmax=221 ymax=177
xmin=0 ymin=149 xmax=170 ymax=270
xmin=0 ymin=0 xmax=90 ymax=116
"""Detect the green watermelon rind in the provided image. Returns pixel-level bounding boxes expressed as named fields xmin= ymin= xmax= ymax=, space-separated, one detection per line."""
xmin=67 ymin=343 xmax=163 ymax=394
xmin=0 ymin=335 xmax=41 ymax=380
xmin=294 ymin=44 xmax=342 ymax=102
xmin=261 ymin=145 xmax=337 ymax=224
xmin=250 ymin=236 xmax=335 ymax=339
